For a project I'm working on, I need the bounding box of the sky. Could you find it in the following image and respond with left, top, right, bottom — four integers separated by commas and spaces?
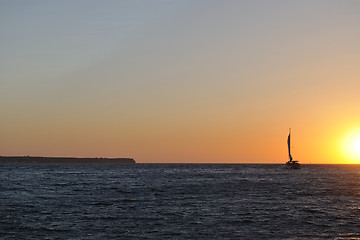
1, 0, 360, 163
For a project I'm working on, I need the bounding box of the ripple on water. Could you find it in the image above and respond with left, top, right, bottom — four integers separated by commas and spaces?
0, 164, 360, 239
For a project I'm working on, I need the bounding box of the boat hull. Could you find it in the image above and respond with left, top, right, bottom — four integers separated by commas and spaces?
284, 161, 300, 169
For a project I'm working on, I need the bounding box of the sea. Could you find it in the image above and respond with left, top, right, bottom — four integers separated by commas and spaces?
1, 164, 359, 239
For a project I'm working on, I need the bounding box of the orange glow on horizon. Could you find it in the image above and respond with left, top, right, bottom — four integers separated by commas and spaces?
340, 128, 360, 164
1, 1, 359, 164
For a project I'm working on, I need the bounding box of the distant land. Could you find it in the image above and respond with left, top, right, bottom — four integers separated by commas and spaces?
0, 156, 135, 164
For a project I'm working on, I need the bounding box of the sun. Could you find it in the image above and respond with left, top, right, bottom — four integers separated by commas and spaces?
340, 128, 360, 163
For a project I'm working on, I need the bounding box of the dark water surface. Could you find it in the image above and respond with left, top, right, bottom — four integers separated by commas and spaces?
1, 164, 360, 239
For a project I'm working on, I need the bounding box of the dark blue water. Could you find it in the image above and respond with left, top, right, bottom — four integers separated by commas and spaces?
1, 164, 360, 239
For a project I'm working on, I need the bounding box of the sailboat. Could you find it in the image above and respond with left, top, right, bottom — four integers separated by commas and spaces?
285, 128, 300, 169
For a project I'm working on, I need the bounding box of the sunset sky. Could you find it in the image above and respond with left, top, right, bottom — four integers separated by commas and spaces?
1, 0, 360, 163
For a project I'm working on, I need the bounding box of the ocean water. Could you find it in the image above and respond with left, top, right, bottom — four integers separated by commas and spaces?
0, 164, 359, 239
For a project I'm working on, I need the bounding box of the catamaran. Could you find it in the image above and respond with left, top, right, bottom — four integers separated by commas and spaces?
285, 128, 300, 169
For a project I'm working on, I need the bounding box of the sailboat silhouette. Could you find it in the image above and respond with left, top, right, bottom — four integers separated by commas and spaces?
285, 128, 300, 169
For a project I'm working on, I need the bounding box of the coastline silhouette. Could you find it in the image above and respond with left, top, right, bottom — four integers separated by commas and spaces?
0, 156, 135, 164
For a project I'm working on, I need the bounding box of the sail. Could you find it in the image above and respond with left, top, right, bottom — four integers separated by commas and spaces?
287, 133, 293, 161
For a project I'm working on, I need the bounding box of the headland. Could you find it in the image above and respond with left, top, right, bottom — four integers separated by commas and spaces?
0, 156, 135, 164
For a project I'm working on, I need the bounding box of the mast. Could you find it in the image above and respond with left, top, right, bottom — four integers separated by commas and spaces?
287, 128, 293, 161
